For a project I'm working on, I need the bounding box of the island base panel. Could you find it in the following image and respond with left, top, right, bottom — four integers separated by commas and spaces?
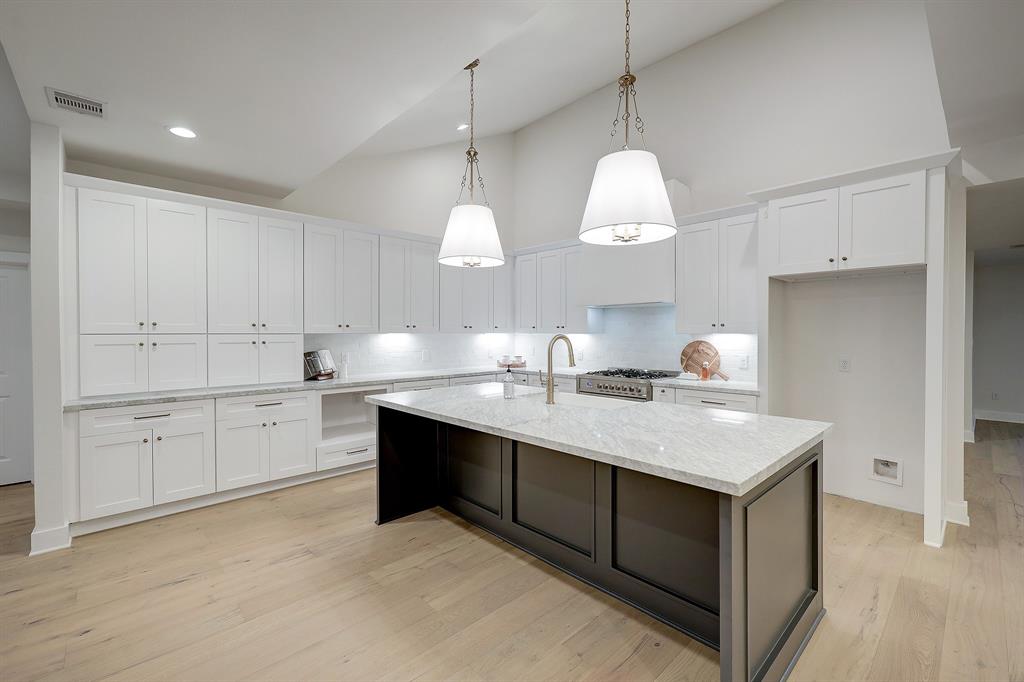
375, 408, 824, 682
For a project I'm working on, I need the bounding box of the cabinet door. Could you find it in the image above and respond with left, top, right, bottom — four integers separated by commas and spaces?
515, 254, 538, 331
258, 217, 303, 333
537, 250, 565, 331
407, 241, 439, 332
148, 335, 207, 392
147, 200, 207, 333
378, 236, 408, 332
718, 213, 758, 334
839, 170, 926, 270
462, 267, 491, 331
78, 188, 148, 334
152, 421, 215, 504
342, 231, 379, 332
303, 224, 344, 333
208, 334, 260, 387
80, 335, 149, 396
765, 188, 839, 276
562, 248, 589, 332
676, 220, 720, 334
438, 265, 463, 332
491, 263, 513, 332
207, 209, 259, 333
259, 334, 303, 384
216, 417, 269, 491
268, 414, 315, 480
79, 430, 153, 520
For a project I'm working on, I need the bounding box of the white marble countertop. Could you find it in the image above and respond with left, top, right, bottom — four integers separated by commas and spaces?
367, 384, 828, 496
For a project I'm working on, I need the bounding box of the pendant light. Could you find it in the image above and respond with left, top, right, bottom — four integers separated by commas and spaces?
579, 0, 676, 246
438, 59, 505, 268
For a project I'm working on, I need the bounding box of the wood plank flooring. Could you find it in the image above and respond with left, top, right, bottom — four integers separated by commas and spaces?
1, 421, 1021, 681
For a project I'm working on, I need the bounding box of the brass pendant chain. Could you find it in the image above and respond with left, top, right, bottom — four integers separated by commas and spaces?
608, 0, 646, 152
456, 59, 489, 208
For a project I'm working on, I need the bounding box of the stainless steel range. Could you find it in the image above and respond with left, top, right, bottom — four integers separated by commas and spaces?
577, 368, 678, 401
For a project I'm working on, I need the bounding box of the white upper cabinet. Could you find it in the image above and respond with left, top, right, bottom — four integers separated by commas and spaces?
440, 266, 494, 332
80, 335, 149, 396
207, 334, 260, 387
148, 335, 208, 392
303, 224, 344, 334
207, 209, 260, 333
78, 188, 148, 334
763, 169, 926, 277
379, 237, 438, 332
764, 188, 839, 277
562, 247, 589, 332
515, 254, 538, 331
537, 250, 565, 332
717, 213, 758, 333
258, 334, 303, 383
676, 213, 758, 334
147, 200, 207, 334
438, 265, 462, 333
838, 170, 925, 270
258, 217, 303, 334
676, 220, 720, 333
491, 263, 513, 332
341, 231, 379, 332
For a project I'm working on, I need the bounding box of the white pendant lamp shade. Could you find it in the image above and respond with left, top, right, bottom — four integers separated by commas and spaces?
438, 203, 505, 268
579, 149, 677, 245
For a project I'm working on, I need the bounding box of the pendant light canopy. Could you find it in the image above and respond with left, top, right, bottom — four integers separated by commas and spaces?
579, 0, 676, 246
438, 59, 505, 268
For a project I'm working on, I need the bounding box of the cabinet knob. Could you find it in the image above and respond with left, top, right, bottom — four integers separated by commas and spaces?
138, 342, 144, 347
138, 321, 144, 327
151, 322, 157, 327
711, 323, 716, 327
828, 257, 835, 263
251, 341, 256, 345
841, 256, 848, 262
142, 438, 149, 443
261, 323, 267, 328
262, 423, 267, 427
272, 421, 277, 426
406, 325, 410, 329
345, 324, 350, 328
338, 324, 343, 328
156, 436, 163, 441
720, 323, 726, 328
261, 340, 267, 345
252, 323, 257, 328
412, 325, 417, 329
152, 342, 157, 347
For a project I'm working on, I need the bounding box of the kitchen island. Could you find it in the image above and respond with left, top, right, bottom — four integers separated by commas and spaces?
366, 384, 831, 682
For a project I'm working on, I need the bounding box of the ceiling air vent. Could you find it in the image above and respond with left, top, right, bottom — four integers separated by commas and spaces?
45, 87, 105, 118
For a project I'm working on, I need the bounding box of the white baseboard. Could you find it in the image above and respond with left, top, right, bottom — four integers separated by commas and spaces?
945, 500, 970, 527
924, 518, 948, 548
963, 429, 975, 443
30, 523, 71, 556
974, 409, 1024, 425
71, 462, 373, 537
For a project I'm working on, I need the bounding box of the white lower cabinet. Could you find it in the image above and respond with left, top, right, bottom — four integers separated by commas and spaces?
527, 372, 575, 393
392, 378, 450, 392
216, 416, 269, 491
152, 421, 215, 504
653, 386, 675, 403
79, 430, 154, 520
268, 413, 315, 480
654, 387, 758, 413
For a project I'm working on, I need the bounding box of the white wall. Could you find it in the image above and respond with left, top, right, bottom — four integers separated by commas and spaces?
512, 0, 949, 248
776, 274, 927, 514
280, 134, 516, 247
972, 262, 1024, 421
0, 206, 29, 253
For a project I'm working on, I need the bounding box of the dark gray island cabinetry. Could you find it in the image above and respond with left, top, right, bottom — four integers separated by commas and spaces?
367, 385, 831, 682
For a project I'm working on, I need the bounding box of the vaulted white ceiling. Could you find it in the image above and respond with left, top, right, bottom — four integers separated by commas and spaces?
0, 0, 778, 198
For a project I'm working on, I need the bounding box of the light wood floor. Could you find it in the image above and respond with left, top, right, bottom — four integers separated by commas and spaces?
2, 421, 1021, 681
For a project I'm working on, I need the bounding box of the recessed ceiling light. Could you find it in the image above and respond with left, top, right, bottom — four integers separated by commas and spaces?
456, 123, 469, 131
168, 126, 197, 139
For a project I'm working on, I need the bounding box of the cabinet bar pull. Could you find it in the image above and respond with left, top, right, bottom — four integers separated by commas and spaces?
255, 401, 283, 407
134, 413, 170, 420
700, 399, 727, 406
347, 447, 369, 455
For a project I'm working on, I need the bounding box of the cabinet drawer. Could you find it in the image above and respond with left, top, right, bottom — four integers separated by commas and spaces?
510, 372, 530, 385
449, 374, 498, 386
675, 389, 757, 413
215, 391, 313, 421
317, 442, 376, 472
79, 399, 214, 437
653, 386, 675, 403
392, 378, 450, 392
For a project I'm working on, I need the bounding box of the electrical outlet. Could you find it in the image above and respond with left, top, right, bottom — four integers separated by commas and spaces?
739, 355, 749, 370
421, 349, 430, 363
576, 348, 585, 361
838, 357, 851, 373
992, 392, 999, 401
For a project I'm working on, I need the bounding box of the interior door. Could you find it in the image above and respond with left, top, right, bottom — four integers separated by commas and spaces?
537, 249, 565, 331
207, 209, 259, 333
79, 430, 154, 520
676, 220, 720, 334
407, 241, 439, 332
515, 254, 538, 331
152, 421, 215, 504
462, 267, 491, 331
718, 213, 758, 334
216, 417, 269, 491
148, 335, 208, 391
341, 231, 379, 332
147, 199, 207, 333
378, 236, 407, 332
268, 413, 315, 480
303, 224, 344, 333
0, 259, 32, 485
78, 188, 148, 334
258, 217, 303, 333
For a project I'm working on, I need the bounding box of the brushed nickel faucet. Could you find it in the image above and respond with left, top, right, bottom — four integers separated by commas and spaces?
546, 334, 576, 405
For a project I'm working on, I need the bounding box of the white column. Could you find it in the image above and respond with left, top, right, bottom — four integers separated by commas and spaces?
923, 166, 948, 547
944, 175, 968, 527
29, 122, 69, 555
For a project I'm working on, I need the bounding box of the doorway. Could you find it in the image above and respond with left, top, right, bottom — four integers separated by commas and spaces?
0, 252, 32, 485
